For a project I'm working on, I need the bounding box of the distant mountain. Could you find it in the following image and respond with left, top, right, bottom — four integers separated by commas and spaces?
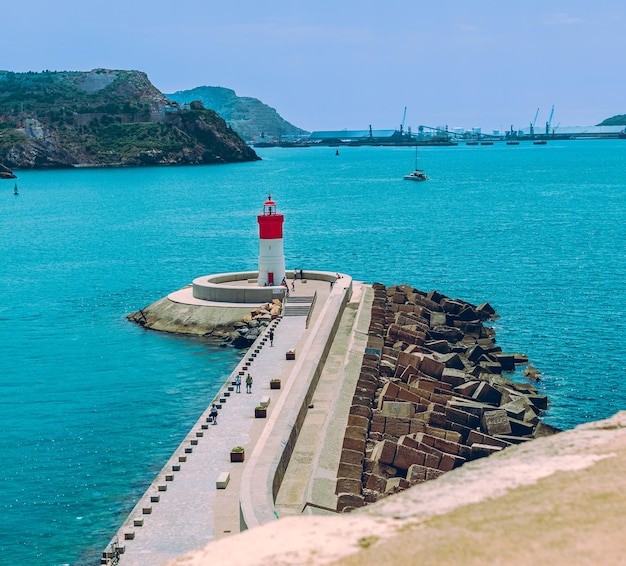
0, 69, 259, 170
597, 115, 626, 126
165, 86, 308, 141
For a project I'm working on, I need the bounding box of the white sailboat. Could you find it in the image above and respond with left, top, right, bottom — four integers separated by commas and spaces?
404, 145, 429, 181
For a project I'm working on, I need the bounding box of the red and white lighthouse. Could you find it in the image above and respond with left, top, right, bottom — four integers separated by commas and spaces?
257, 195, 285, 287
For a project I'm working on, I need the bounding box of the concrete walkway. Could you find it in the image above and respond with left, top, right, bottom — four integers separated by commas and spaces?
105, 275, 361, 565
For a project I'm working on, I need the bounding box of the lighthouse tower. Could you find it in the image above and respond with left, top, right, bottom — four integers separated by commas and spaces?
257, 195, 285, 287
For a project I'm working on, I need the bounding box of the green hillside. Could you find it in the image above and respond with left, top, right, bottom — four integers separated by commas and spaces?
0, 69, 259, 170
166, 86, 308, 141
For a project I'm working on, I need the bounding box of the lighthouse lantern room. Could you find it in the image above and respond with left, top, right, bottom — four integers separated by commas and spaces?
257, 195, 285, 287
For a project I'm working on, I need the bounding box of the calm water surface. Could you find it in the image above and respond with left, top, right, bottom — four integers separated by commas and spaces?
1, 140, 625, 564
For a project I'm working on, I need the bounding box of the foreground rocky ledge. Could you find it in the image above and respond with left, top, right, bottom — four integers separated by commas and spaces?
166, 411, 626, 565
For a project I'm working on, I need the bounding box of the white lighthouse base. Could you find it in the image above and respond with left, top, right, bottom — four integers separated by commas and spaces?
258, 238, 285, 287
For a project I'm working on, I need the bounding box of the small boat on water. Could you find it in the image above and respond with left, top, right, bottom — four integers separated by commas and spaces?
404, 145, 429, 181
534, 140, 547, 145
14, 183, 18, 195
404, 169, 429, 182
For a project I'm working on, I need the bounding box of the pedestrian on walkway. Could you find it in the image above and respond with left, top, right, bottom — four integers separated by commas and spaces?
269, 329, 274, 346
246, 373, 253, 393
291, 279, 295, 291
209, 403, 218, 425
235, 374, 241, 393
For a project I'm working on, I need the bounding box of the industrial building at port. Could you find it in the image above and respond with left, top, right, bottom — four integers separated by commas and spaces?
256, 106, 626, 147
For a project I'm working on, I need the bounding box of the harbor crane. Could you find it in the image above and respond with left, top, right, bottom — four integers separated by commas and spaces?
400, 106, 407, 136
530, 107, 539, 137
546, 105, 555, 136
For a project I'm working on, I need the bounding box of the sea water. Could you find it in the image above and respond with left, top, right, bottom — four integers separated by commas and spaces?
1, 140, 625, 565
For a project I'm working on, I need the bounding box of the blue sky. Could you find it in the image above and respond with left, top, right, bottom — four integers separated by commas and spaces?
3, 1, 624, 132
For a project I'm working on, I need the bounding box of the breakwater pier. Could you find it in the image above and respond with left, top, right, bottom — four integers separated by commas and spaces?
106, 272, 554, 565
105, 272, 367, 564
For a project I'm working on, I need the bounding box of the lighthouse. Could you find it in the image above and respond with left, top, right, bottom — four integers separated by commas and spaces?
257, 195, 285, 287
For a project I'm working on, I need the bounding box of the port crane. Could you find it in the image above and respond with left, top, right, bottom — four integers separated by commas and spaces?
400, 106, 407, 136
546, 105, 555, 135
530, 108, 539, 137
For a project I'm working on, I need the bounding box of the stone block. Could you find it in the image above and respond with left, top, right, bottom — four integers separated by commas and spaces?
364, 473, 388, 492
447, 399, 488, 419
466, 429, 512, 449
370, 439, 397, 465
406, 464, 427, 484
445, 421, 474, 443
397, 351, 424, 371
492, 352, 515, 371
337, 462, 363, 481
350, 404, 373, 419
427, 410, 448, 428
370, 413, 386, 434
396, 387, 425, 405
437, 352, 466, 370
341, 448, 365, 467
385, 477, 410, 493
419, 356, 445, 379
409, 418, 427, 434
438, 453, 458, 472
424, 451, 441, 469
454, 380, 481, 397
369, 461, 398, 478
445, 406, 480, 428
381, 401, 415, 419
426, 468, 445, 481
384, 417, 411, 437
393, 444, 426, 470
336, 493, 364, 512
431, 392, 453, 406
527, 393, 549, 411
344, 425, 368, 442
347, 414, 370, 429
432, 435, 463, 456
509, 417, 535, 436
468, 344, 489, 362
429, 311, 447, 327
481, 409, 512, 436
500, 399, 527, 420
441, 368, 469, 387
470, 443, 504, 459
343, 435, 366, 453
398, 434, 419, 450
379, 381, 401, 404
472, 381, 503, 405
336, 477, 362, 495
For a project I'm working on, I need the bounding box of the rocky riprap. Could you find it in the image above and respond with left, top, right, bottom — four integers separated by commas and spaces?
214, 300, 282, 348
335, 283, 559, 512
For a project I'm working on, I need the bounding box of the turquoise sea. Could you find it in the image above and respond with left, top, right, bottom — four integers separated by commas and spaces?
1, 141, 625, 565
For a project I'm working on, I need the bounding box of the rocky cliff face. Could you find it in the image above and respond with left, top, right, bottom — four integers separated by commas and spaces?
0, 70, 259, 170
165, 86, 308, 142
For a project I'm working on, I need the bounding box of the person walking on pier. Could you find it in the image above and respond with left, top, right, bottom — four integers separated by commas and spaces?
209, 404, 218, 425
235, 374, 241, 393
269, 329, 274, 347
246, 373, 253, 393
